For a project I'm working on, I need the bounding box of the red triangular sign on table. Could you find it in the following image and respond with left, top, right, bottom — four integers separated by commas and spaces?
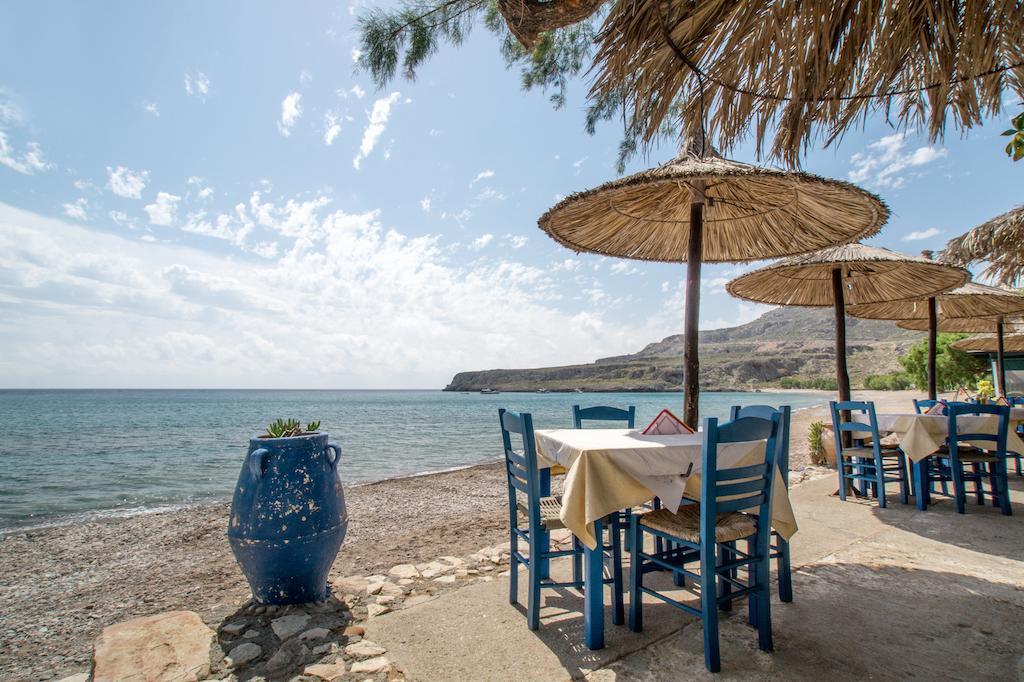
642, 408, 695, 435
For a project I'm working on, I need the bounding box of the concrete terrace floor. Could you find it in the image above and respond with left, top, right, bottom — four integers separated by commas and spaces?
366, 474, 1024, 681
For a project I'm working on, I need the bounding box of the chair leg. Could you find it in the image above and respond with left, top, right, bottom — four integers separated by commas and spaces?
972, 463, 985, 506
572, 536, 583, 588
874, 454, 886, 508
700, 541, 721, 673
775, 533, 793, 603
527, 534, 541, 630
609, 515, 625, 626
897, 455, 910, 506
622, 509, 632, 552
717, 541, 732, 612
950, 461, 967, 514
997, 460, 1012, 516
509, 527, 519, 605
746, 537, 757, 627
755, 542, 773, 652
628, 517, 643, 633
837, 458, 848, 501
672, 540, 686, 587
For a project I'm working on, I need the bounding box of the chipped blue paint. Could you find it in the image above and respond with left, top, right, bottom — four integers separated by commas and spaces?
228, 432, 348, 604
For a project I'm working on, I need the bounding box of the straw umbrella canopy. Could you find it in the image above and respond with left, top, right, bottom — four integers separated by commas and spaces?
897, 313, 1024, 396
848, 283, 1024, 398
538, 141, 888, 426
951, 333, 1024, 354
726, 244, 969, 403
940, 205, 1024, 287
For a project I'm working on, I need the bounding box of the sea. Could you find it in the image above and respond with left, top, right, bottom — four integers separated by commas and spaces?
0, 389, 825, 531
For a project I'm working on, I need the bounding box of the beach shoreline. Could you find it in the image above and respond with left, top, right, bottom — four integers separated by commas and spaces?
0, 390, 922, 680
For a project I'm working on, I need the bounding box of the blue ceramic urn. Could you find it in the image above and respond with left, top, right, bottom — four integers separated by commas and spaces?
228, 432, 348, 605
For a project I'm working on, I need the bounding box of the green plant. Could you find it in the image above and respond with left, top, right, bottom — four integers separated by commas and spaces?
898, 333, 987, 392
807, 421, 827, 465
262, 419, 322, 438
779, 376, 839, 391
862, 372, 913, 391
1003, 110, 1024, 161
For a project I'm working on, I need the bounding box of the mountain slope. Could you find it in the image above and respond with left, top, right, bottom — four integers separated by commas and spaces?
444, 307, 920, 392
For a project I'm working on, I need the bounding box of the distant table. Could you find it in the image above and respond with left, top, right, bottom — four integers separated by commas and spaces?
876, 410, 1024, 510
533, 428, 797, 650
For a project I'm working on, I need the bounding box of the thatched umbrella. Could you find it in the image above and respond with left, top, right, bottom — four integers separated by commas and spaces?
726, 244, 969, 403
848, 283, 1024, 399
538, 140, 887, 426
951, 333, 1024, 355
940, 205, 1024, 287
897, 314, 1024, 397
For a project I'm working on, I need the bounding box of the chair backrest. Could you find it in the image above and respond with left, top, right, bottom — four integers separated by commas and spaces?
730, 404, 792, 487
946, 402, 1010, 460
700, 413, 781, 549
913, 399, 939, 414
498, 409, 543, 530
829, 400, 883, 459
572, 404, 636, 429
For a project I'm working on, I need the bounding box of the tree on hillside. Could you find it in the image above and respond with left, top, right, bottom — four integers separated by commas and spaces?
899, 333, 987, 392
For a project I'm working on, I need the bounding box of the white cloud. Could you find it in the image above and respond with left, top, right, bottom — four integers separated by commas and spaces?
470, 234, 493, 250
143, 101, 159, 116
903, 227, 941, 242
419, 197, 431, 213
351, 47, 363, 64
0, 133, 48, 175
610, 261, 639, 275
183, 71, 210, 100
469, 169, 494, 187
554, 259, 580, 272
476, 186, 506, 202
106, 165, 149, 199
506, 234, 527, 249
353, 92, 401, 170
278, 92, 303, 137
187, 176, 214, 200
428, 128, 441, 137
300, 70, 313, 85
63, 198, 88, 220
324, 112, 342, 145
144, 192, 181, 226
109, 210, 137, 229
349, 85, 366, 99
848, 133, 948, 189
573, 156, 588, 174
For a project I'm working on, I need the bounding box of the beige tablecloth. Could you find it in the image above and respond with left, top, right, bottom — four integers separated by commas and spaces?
534, 428, 797, 549
875, 411, 1024, 462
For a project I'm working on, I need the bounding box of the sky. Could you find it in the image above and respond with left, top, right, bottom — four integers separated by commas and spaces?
0, 2, 1021, 389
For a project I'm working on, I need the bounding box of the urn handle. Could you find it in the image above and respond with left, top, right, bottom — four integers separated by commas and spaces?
248, 448, 270, 481
326, 443, 342, 470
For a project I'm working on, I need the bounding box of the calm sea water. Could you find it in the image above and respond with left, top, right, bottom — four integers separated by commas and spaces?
0, 390, 825, 530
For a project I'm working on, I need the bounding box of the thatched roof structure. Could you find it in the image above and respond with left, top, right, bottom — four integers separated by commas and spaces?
940, 205, 1024, 287
588, 0, 1024, 166
726, 244, 969, 307
951, 334, 1024, 354
847, 282, 1024, 322
538, 147, 887, 263
897, 316, 1024, 334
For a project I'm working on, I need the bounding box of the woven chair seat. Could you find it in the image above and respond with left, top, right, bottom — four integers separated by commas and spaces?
840, 446, 904, 459
639, 507, 757, 544
952, 451, 999, 464
517, 496, 566, 530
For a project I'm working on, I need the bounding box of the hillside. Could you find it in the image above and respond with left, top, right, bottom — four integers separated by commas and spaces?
444, 307, 921, 392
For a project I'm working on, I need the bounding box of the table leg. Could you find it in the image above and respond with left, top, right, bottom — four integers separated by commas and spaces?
584, 517, 605, 650
912, 459, 928, 511
539, 468, 551, 581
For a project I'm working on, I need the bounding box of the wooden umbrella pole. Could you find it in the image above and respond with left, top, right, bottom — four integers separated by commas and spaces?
927, 297, 938, 400
682, 182, 705, 428
831, 267, 852, 403
996, 317, 1006, 396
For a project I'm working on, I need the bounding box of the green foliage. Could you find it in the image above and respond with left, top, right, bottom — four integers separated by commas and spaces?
898, 333, 987, 392
862, 372, 913, 391
263, 419, 322, 438
779, 376, 839, 391
807, 421, 827, 465
1003, 110, 1024, 161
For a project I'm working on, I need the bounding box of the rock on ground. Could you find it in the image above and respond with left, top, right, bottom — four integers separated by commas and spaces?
225, 642, 262, 668
91, 611, 215, 682
270, 613, 311, 640
350, 656, 391, 674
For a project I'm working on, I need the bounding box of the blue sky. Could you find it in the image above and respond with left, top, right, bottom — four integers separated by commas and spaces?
1, 1, 1021, 388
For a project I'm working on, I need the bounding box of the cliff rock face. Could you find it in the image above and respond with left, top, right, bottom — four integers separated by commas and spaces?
444, 307, 918, 392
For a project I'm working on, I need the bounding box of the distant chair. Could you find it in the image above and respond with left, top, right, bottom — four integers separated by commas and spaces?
572, 404, 636, 429
913, 399, 940, 414
931, 403, 1012, 515
628, 412, 782, 673
830, 401, 910, 507
730, 404, 793, 603
498, 408, 624, 630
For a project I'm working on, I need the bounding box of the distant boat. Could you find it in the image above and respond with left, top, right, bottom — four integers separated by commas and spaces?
480, 388, 499, 394
536, 388, 549, 393
573, 388, 584, 393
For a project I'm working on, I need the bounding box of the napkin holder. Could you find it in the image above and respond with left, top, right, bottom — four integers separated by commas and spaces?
643, 408, 695, 435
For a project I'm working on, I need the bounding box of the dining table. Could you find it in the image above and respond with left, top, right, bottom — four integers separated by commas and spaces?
875, 408, 1024, 510
533, 427, 798, 650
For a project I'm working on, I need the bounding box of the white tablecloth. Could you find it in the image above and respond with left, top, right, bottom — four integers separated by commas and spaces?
875, 411, 1024, 462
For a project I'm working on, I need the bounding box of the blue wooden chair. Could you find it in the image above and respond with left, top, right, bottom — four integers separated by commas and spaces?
730, 404, 792, 603
628, 412, 781, 673
930, 403, 1012, 515
913, 399, 939, 414
498, 408, 625, 629
1006, 397, 1024, 475
830, 401, 910, 507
